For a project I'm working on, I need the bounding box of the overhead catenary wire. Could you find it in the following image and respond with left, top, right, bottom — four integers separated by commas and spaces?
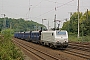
1, 0, 90, 21
32, 0, 44, 9
28, 0, 75, 25
1, 0, 74, 21
26, 0, 44, 13
25, 0, 44, 20
43, 0, 61, 4
2, 9, 25, 18
57, 0, 74, 8
35, 0, 74, 18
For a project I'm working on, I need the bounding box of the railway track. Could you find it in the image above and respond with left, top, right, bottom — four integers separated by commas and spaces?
69, 42, 90, 47
68, 42, 90, 52
64, 42, 90, 60
13, 38, 89, 60
13, 39, 60, 60
63, 48, 90, 60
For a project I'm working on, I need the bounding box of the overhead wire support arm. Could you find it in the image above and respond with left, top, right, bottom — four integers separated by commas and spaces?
54, 20, 61, 30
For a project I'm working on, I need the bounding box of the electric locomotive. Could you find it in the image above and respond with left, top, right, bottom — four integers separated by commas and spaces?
14, 29, 68, 49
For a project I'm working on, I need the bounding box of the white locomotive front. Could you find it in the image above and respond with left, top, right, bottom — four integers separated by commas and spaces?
41, 30, 68, 49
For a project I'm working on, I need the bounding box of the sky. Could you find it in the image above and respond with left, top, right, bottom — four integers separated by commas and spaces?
0, 0, 90, 28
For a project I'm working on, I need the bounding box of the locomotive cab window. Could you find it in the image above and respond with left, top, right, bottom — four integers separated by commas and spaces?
56, 31, 66, 35
52, 33, 53, 36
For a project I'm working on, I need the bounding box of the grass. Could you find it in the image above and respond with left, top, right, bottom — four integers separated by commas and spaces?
68, 32, 90, 42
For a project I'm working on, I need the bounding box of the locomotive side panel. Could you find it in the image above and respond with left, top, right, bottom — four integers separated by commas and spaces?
41, 31, 55, 46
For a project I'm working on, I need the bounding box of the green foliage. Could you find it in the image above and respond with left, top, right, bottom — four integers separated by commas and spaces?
61, 21, 70, 32
62, 12, 82, 33
0, 18, 46, 32
0, 29, 24, 60
62, 10, 90, 42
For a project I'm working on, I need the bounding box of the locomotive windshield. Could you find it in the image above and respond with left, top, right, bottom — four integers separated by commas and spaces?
56, 31, 66, 35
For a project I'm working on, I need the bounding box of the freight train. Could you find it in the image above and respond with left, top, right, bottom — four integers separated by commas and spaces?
14, 29, 68, 49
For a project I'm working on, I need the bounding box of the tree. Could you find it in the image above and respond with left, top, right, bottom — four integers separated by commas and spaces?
62, 10, 90, 36
0, 18, 46, 32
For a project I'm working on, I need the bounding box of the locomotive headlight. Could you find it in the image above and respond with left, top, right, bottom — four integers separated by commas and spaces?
56, 41, 59, 44
55, 39, 58, 42
57, 41, 59, 42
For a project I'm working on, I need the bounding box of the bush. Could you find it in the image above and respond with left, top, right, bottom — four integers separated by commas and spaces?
82, 36, 90, 42
0, 29, 24, 60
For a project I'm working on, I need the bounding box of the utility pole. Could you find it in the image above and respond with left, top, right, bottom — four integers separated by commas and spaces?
10, 22, 11, 29
70, 12, 72, 19
36, 23, 37, 31
65, 18, 69, 32
86, 9, 88, 21
29, 0, 32, 20
42, 19, 47, 25
54, 14, 56, 29
48, 20, 49, 30
1, 14, 6, 30
78, 0, 80, 38
54, 2, 56, 29
68, 12, 73, 32
42, 19, 47, 30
